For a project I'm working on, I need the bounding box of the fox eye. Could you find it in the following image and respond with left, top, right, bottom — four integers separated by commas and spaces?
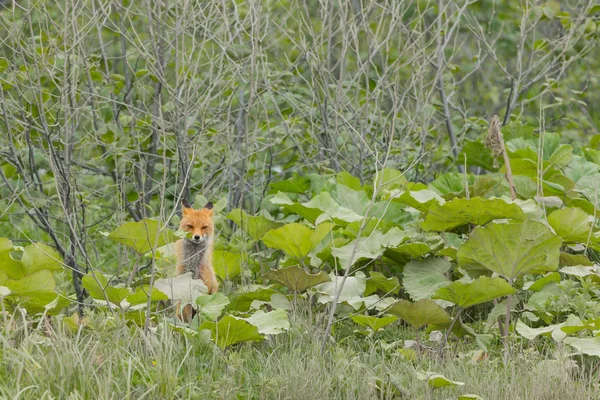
201, 225, 208, 230
186, 224, 193, 229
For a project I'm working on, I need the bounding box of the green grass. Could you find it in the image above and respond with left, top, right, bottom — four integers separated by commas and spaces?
1, 312, 598, 400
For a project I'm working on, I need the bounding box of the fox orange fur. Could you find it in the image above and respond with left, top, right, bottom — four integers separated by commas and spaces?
175, 200, 219, 294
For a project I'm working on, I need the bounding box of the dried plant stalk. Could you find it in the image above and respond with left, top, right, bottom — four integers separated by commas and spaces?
486, 115, 517, 201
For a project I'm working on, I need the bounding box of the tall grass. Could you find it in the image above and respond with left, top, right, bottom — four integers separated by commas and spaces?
0, 312, 597, 399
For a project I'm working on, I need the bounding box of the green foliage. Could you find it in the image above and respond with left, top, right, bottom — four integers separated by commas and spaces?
416, 372, 465, 388
213, 250, 242, 280
199, 316, 264, 350
547, 207, 591, 243
350, 314, 398, 331
264, 266, 330, 293
433, 276, 515, 309
227, 209, 282, 242
196, 292, 230, 321
262, 222, 333, 262
457, 221, 562, 280
402, 258, 451, 301
421, 197, 526, 232
107, 219, 178, 255
388, 299, 451, 330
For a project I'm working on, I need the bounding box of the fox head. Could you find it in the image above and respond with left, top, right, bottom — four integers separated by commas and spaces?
180, 200, 214, 244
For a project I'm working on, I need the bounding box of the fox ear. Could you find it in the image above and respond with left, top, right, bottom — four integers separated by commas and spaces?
204, 202, 214, 210
181, 199, 192, 214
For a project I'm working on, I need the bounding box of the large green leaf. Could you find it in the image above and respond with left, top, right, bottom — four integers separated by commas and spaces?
335, 184, 369, 215
262, 222, 333, 261
21, 243, 63, 275
125, 285, 169, 306
351, 314, 398, 331
564, 337, 600, 357
5, 270, 55, 296
457, 221, 561, 280
0, 241, 63, 279
0, 243, 25, 279
270, 192, 322, 223
264, 266, 330, 293
268, 174, 311, 194
107, 219, 178, 254
421, 197, 526, 232
213, 250, 242, 280
364, 271, 400, 296
152, 273, 207, 307
416, 372, 465, 389
242, 309, 290, 335
388, 299, 451, 330
227, 209, 282, 241
82, 271, 129, 306
375, 168, 407, 192
397, 190, 445, 212
458, 140, 498, 171
196, 292, 230, 321
227, 288, 278, 312
433, 276, 515, 308
333, 228, 409, 267
402, 258, 451, 301
547, 207, 591, 243
429, 173, 473, 197
199, 316, 264, 350
302, 192, 363, 224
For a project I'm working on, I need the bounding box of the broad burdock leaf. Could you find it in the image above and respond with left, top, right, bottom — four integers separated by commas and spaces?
195, 292, 230, 321
458, 140, 498, 171
269, 173, 311, 194
264, 266, 331, 293
199, 316, 264, 350
315, 272, 367, 303
402, 258, 451, 301
388, 299, 451, 330
333, 228, 409, 267
227, 209, 282, 241
375, 168, 407, 192
560, 265, 600, 283
126, 285, 169, 306
227, 288, 278, 312
335, 183, 369, 215
429, 173, 473, 197
364, 271, 400, 296
107, 219, 178, 254
547, 207, 592, 243
433, 276, 515, 308
421, 197, 526, 232
213, 250, 242, 280
457, 221, 561, 280
241, 309, 290, 335
523, 272, 561, 292
0, 240, 63, 279
416, 372, 465, 389
351, 314, 398, 331
153, 273, 207, 307
262, 222, 333, 261
5, 270, 55, 296
301, 192, 363, 224
82, 271, 129, 306
517, 315, 587, 342
564, 337, 600, 357
270, 192, 322, 223
397, 190, 445, 212
458, 395, 485, 400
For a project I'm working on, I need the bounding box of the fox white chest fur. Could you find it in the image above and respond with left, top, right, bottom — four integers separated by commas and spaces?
180, 238, 211, 278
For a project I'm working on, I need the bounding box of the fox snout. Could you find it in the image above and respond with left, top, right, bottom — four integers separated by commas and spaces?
189, 234, 207, 243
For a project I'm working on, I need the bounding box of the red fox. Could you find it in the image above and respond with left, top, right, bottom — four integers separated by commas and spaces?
175, 200, 219, 294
